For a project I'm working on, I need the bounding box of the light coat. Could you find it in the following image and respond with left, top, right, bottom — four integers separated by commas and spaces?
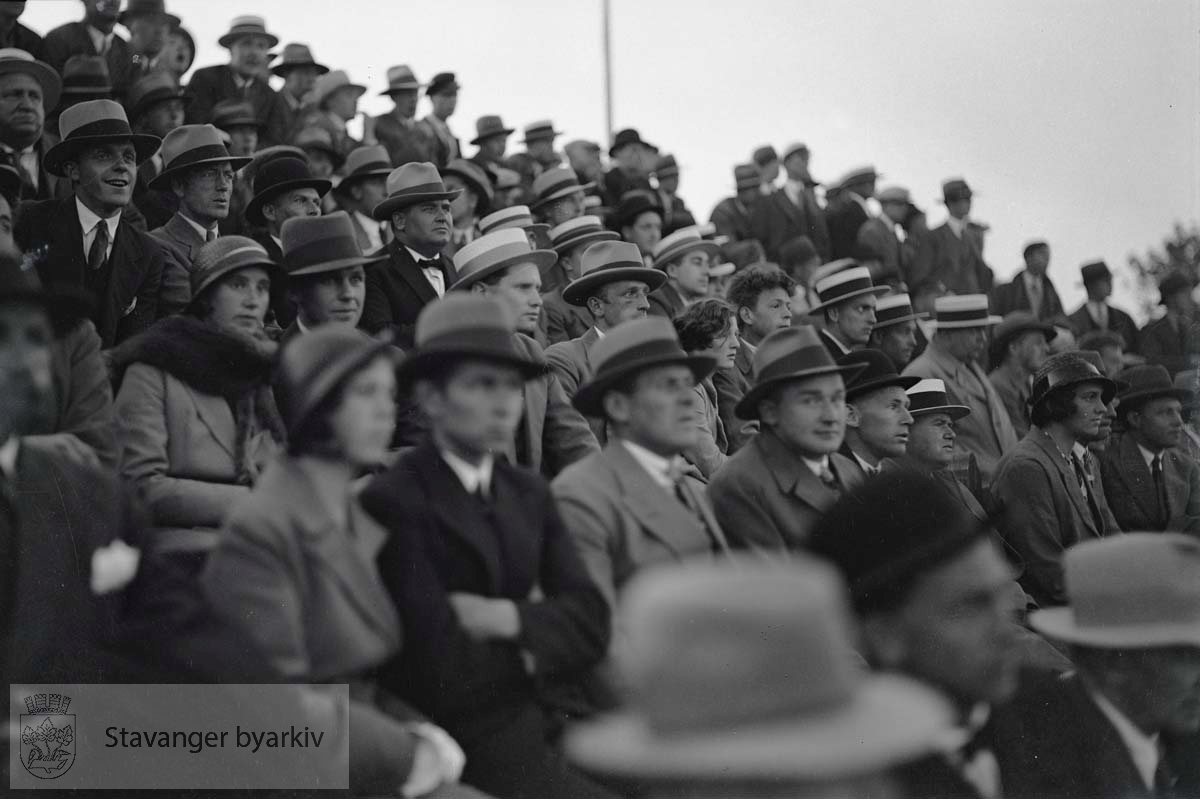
150, 212, 210, 316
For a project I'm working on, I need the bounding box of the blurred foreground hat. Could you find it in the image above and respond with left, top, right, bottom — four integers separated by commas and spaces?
281, 211, 386, 277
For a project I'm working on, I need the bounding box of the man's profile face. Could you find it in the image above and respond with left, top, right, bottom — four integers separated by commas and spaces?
847, 385, 913, 459
830, 294, 877, 346
396, 200, 452, 249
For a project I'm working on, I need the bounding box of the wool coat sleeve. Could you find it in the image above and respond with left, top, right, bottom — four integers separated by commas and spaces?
114, 363, 250, 529
544, 343, 583, 398
991, 456, 1071, 606
149, 230, 194, 317
683, 384, 726, 479
708, 465, 789, 553
360, 260, 394, 334
539, 370, 600, 475
45, 319, 117, 469
550, 476, 622, 615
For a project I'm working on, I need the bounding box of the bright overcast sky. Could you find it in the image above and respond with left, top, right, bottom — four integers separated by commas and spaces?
23, 0, 1200, 317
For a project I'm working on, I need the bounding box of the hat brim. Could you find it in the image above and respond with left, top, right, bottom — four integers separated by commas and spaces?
379, 83, 426, 96
186, 259, 277, 313
553, 230, 619, 256
573, 354, 718, 418
910, 404, 972, 421
1117, 387, 1195, 410
931, 316, 1004, 329
245, 177, 333, 227
563, 267, 666, 307
651, 240, 721, 270
333, 167, 393, 193
448, 249, 558, 293
396, 344, 545, 388
805, 285, 891, 315
521, 130, 564, 144
735, 362, 868, 421
567, 674, 951, 784
1030, 607, 1200, 649
531, 181, 596, 211
148, 154, 253, 191
43, 131, 161, 178
609, 139, 654, 158
872, 311, 930, 329
846, 374, 922, 401
371, 188, 462, 222
271, 61, 330, 77
469, 128, 516, 145
129, 90, 192, 122
219, 31, 280, 49
286, 252, 387, 277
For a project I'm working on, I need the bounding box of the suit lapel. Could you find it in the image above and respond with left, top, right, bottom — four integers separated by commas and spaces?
1117, 434, 1161, 523
166, 212, 205, 258
389, 241, 439, 305
774, 189, 804, 228
1062, 675, 1153, 798
602, 443, 711, 557
419, 444, 504, 593
181, 382, 238, 460
757, 430, 837, 511
1030, 433, 1097, 534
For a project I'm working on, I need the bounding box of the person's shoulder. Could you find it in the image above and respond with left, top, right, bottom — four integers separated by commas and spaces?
709, 437, 765, 487
552, 447, 613, 492
189, 64, 227, 80
44, 20, 84, 40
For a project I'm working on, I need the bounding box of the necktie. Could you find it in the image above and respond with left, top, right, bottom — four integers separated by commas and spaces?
205, 228, 217, 243
88, 220, 109, 271
1152, 454, 1169, 528
1028, 279, 1043, 317
819, 464, 840, 493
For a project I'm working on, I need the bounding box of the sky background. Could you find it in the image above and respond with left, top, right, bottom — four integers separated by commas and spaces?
22, 0, 1200, 319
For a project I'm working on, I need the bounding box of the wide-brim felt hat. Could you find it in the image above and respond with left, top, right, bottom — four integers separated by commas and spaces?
245, 156, 332, 227
211, 100, 262, 131
529, 166, 594, 211
44, 99, 160, 177
372, 161, 461, 221
441, 159, 494, 216
563, 240, 666, 307
59, 55, 112, 97
448, 228, 557, 292
148, 124, 251, 191
573, 317, 717, 418
735, 327, 867, 420
608, 127, 654, 158
187, 236, 276, 311
378, 64, 425, 95
281, 211, 386, 277
271, 43, 329, 77
986, 311, 1057, 369
839, 349, 920, 401
124, 72, 190, 122
218, 16, 280, 49
1114, 364, 1194, 410
333, 145, 392, 193
470, 115, 515, 145
611, 190, 664, 230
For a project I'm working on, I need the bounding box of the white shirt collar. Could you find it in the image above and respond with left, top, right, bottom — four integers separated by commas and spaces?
406, 245, 439, 264
295, 316, 311, 335
232, 73, 255, 90
270, 234, 283, 250
592, 326, 605, 340
178, 211, 217, 241
76, 196, 120, 239
620, 438, 681, 491
852, 450, 879, 475
441, 450, 494, 497
800, 454, 831, 479
1136, 442, 1163, 470
86, 24, 114, 54
1088, 688, 1159, 789
0, 436, 17, 478
946, 216, 968, 238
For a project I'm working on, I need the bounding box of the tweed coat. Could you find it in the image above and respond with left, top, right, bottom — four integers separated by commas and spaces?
750, 187, 831, 262
1098, 432, 1200, 533
545, 326, 608, 443
149, 211, 210, 316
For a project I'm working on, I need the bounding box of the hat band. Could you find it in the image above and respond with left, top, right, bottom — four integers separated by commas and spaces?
163, 144, 238, 173
936, 307, 991, 324
386, 181, 449, 200
482, 216, 534, 234
285, 236, 367, 271
63, 117, 135, 141
536, 176, 583, 201
908, 394, 954, 412
346, 161, 391, 179
816, 276, 874, 304
555, 226, 608, 248
581, 260, 647, 278
593, 338, 691, 380
654, 238, 709, 266
876, 305, 916, 323
754, 345, 839, 385
1039, 364, 1104, 394
458, 241, 541, 279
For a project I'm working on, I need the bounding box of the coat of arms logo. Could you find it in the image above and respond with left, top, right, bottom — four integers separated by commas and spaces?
19, 693, 75, 778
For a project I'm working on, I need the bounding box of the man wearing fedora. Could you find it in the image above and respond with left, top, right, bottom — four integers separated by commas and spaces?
1098, 364, 1200, 533
332, 144, 392, 252
808, 470, 1029, 799
647, 226, 720, 319
824, 165, 879, 261
370, 65, 439, 169
566, 558, 956, 799
291, 69, 366, 162
441, 158, 493, 258
185, 16, 288, 148
1008, 534, 1200, 798
613, 189, 663, 269
868, 292, 929, 370
278, 212, 385, 342
359, 161, 460, 348
211, 99, 262, 158
43, 0, 137, 99
709, 163, 762, 244
468, 114, 514, 182
0, 48, 64, 202
903, 294, 1018, 487
16, 99, 164, 349
604, 128, 654, 204
836, 349, 918, 479
447, 229, 598, 476
147, 124, 251, 315
857, 185, 912, 279
414, 72, 460, 167
125, 70, 187, 145
910, 178, 995, 295
540, 215, 617, 346
530, 164, 591, 230
708, 326, 865, 552
751, 142, 831, 263
987, 311, 1056, 440
46, 54, 114, 139
271, 43, 327, 134
991, 352, 1121, 607
360, 293, 616, 799
551, 317, 729, 621
807, 262, 890, 358
516, 119, 564, 174
652, 154, 696, 236
1140, 271, 1198, 375
990, 240, 1065, 320
1068, 260, 1141, 354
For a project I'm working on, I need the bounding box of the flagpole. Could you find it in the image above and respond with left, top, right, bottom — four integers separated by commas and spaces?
602, 0, 614, 146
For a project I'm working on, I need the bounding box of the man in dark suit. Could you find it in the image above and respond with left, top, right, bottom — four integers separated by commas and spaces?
836, 349, 918, 478
1099, 364, 1200, 533
1140, 271, 1198, 375
185, 16, 289, 147
709, 326, 865, 552
708, 163, 761, 243
361, 294, 615, 799
42, 0, 138, 98
1068, 260, 1141, 354
824, 165, 878, 260
360, 161, 459, 348
331, 144, 392, 253
16, 99, 164, 348
991, 240, 1065, 320
0, 2, 42, 59
751, 142, 831, 262
909, 178, 994, 295
857, 185, 912, 280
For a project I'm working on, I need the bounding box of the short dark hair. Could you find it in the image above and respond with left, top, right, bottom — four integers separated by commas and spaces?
1030, 386, 1082, 427
1077, 329, 1125, 353
1022, 240, 1049, 261
777, 236, 818, 272
674, 298, 734, 352
726, 265, 795, 314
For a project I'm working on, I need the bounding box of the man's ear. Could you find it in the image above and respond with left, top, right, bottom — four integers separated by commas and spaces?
737, 305, 755, 327
602, 391, 630, 426
470, 282, 488, 296
844, 402, 861, 428
261, 202, 277, 224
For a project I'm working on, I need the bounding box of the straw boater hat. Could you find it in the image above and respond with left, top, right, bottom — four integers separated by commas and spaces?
805, 264, 890, 315
148, 124, 251, 191
441, 158, 494, 215
271, 43, 328, 77
549, 215, 618, 257
872, 293, 928, 329
396, 294, 544, 388
1031, 533, 1200, 649
1028, 351, 1117, 411
477, 205, 550, 239
124, 71, 189, 122
244, 156, 332, 227
651, 227, 720, 270
562, 240, 665, 307
0, 49, 62, 114
838, 349, 920, 402
333, 145, 392, 195
44, 99, 159, 177
470, 115, 514, 145
187, 236, 275, 312
280, 211, 386, 277
905, 379, 971, 420
566, 557, 953, 784
529, 166, 594, 212
378, 64, 424, 95
371, 162, 460, 222
218, 15, 279, 49
735, 326, 866, 420
930, 294, 1002, 329
521, 119, 562, 144
573, 317, 716, 418
448, 229, 557, 293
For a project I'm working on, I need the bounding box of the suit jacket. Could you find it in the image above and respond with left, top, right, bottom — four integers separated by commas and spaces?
988, 367, 1033, 440
750, 188, 832, 262
990, 270, 1065, 320
825, 197, 869, 260
909, 222, 994, 295
0, 21, 43, 60
1098, 432, 1200, 533
658, 191, 696, 235
904, 344, 1018, 486
540, 286, 591, 346
186, 64, 289, 147
15, 196, 164, 348
711, 341, 758, 453
372, 113, 440, 167
551, 441, 729, 617
819, 327, 853, 359
1140, 314, 1198, 375
708, 196, 756, 242
510, 333, 599, 477
991, 429, 1119, 607
708, 427, 862, 552
149, 212, 209, 316
647, 280, 687, 319
545, 326, 607, 443
856, 215, 906, 278
42, 21, 135, 98
360, 239, 456, 347
684, 378, 727, 478
1067, 302, 1141, 354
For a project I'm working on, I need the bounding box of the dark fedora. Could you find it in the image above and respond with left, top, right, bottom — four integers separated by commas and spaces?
1080, 260, 1112, 286
550, 215, 618, 258
119, 0, 179, 26
217, 15, 279, 49
941, 178, 973, 203
211, 99, 261, 131
838, 349, 920, 402
530, 166, 594, 212
609, 127, 654, 158
275, 327, 398, 437
805, 264, 890, 315
396, 294, 544, 388
611, 189, 663, 230
426, 72, 460, 97
986, 311, 1057, 370
0, 250, 91, 333
521, 119, 562, 144
271, 43, 328, 77
45, 99, 160, 177
245, 157, 332, 227
281, 211, 386, 277
371, 161, 461, 221
149, 124, 251, 191
751, 145, 778, 166
448, 229, 557, 292
872, 293, 928, 330
1029, 351, 1117, 410
1114, 364, 1193, 414
124, 71, 189, 122
292, 126, 344, 169
59, 55, 111, 99
1158, 271, 1194, 304
735, 326, 866, 421
905, 378, 971, 420
378, 64, 424, 95
188, 236, 275, 311
733, 163, 761, 191
0, 48, 62, 112
333, 145, 392, 194
470, 114, 514, 145
563, 240, 665, 307
573, 317, 716, 418
441, 158, 494, 215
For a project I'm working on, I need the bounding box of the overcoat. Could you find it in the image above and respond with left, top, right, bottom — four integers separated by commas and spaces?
149, 211, 209, 316
360, 239, 456, 348
1098, 432, 1200, 533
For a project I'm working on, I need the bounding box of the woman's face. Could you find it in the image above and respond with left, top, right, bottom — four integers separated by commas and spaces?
206, 265, 270, 335
328, 356, 396, 468
703, 316, 740, 370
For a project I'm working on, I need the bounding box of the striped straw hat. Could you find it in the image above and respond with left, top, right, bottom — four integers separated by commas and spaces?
931, 295, 1002, 329
550, 215, 618, 256
805, 263, 890, 314
478, 205, 551, 238
651, 226, 720, 270
449, 228, 557, 292
530, 165, 594, 211
872, 293, 928, 329
905, 378, 970, 419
